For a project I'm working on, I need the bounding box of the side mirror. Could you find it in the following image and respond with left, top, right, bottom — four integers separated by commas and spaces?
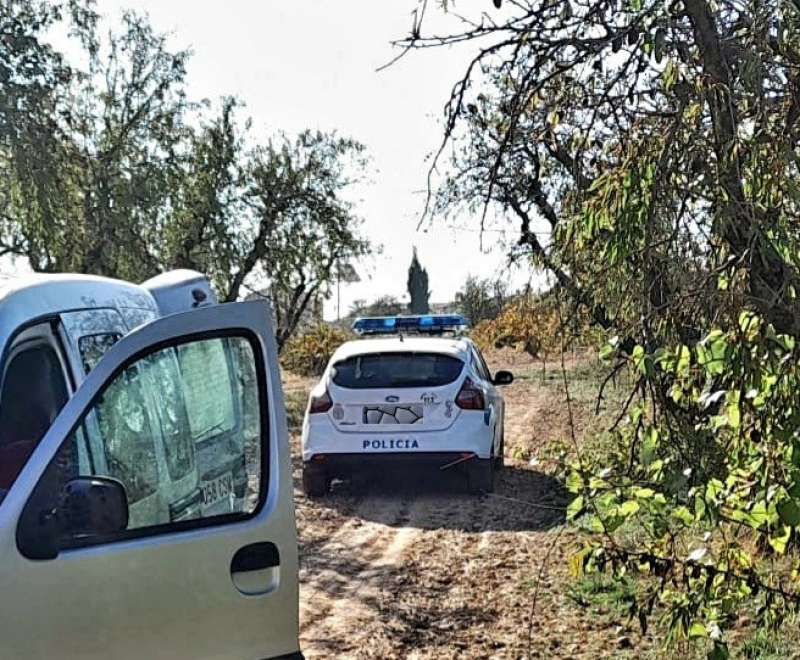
492, 370, 514, 386
17, 476, 129, 561
59, 476, 129, 541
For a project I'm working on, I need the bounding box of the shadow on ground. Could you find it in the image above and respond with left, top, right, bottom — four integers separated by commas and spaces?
300, 463, 568, 533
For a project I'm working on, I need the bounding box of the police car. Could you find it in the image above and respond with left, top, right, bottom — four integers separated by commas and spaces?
301, 314, 513, 496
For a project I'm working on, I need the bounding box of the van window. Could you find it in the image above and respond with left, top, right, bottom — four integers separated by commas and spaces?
177, 340, 236, 442
79, 333, 195, 485
78, 333, 123, 373
0, 343, 69, 495
149, 352, 194, 482
56, 335, 263, 538
332, 352, 464, 389
95, 360, 160, 507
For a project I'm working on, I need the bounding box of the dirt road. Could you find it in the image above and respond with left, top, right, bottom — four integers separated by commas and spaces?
296, 468, 569, 659
290, 352, 648, 659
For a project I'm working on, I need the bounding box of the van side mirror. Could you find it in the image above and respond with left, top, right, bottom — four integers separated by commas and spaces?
18, 476, 129, 560
492, 370, 514, 386
59, 476, 129, 540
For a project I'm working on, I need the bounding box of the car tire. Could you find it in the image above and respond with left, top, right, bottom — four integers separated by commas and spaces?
302, 466, 328, 497
468, 457, 494, 495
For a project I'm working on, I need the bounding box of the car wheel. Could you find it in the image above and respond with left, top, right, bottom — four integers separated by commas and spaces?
468, 457, 494, 494
302, 465, 328, 497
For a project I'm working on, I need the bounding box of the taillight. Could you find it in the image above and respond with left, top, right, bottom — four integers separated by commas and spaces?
309, 390, 333, 414
455, 377, 485, 410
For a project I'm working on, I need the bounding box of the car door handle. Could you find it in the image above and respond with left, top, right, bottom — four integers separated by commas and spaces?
231, 542, 280, 573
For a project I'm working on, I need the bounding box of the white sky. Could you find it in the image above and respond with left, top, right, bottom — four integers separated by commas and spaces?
71, 1, 542, 318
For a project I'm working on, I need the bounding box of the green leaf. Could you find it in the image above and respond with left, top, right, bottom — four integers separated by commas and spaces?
640, 427, 659, 465
769, 525, 791, 555
676, 345, 690, 373
726, 401, 741, 430
738, 311, 760, 339
588, 476, 608, 490
706, 479, 724, 502
673, 506, 694, 526
694, 495, 707, 521
632, 345, 645, 373
774, 333, 796, 353
566, 471, 583, 494
619, 500, 640, 517
567, 496, 584, 520
688, 622, 707, 639
747, 501, 770, 529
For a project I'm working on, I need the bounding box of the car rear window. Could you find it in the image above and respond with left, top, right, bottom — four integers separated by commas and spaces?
332, 352, 464, 389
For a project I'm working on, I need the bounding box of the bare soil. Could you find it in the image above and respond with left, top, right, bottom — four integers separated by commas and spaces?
290, 350, 653, 659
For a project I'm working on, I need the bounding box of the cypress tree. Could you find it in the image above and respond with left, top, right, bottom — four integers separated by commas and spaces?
406, 248, 430, 314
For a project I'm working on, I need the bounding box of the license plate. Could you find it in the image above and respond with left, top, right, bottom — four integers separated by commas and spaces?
201, 472, 234, 510
362, 404, 423, 425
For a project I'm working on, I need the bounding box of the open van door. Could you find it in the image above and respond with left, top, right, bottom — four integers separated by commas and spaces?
0, 301, 301, 660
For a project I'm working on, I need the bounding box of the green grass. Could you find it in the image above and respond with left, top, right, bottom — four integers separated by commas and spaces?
738, 629, 796, 660
566, 574, 637, 620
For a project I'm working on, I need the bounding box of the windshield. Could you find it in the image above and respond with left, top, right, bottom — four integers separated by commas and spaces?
332, 352, 464, 389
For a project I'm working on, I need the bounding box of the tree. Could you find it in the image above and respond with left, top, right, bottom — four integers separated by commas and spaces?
349, 295, 405, 318
398, 0, 800, 651
455, 275, 507, 325
406, 248, 430, 314
402, 0, 800, 342
231, 131, 371, 349
0, 8, 372, 350
0, 0, 98, 263
1, 7, 190, 281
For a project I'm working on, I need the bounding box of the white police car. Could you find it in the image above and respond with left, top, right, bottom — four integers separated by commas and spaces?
301, 315, 513, 496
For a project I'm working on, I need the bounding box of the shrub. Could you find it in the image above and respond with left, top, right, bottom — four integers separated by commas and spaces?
281, 324, 351, 377
455, 275, 507, 325
471, 296, 588, 358
284, 390, 310, 430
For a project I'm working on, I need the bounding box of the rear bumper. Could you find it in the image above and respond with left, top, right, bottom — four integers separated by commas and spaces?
302, 410, 494, 461
303, 451, 478, 477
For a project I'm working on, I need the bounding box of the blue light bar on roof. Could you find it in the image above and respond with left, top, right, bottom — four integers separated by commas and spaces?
352, 314, 468, 336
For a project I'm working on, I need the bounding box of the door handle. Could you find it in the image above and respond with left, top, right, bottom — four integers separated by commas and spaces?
231, 542, 280, 573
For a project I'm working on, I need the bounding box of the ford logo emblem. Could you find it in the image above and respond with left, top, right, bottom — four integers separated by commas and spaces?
385, 395, 400, 403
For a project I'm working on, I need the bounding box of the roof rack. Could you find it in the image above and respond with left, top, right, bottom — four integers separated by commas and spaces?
352, 314, 469, 337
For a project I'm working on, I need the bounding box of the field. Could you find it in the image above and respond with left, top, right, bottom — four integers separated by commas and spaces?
284, 351, 796, 659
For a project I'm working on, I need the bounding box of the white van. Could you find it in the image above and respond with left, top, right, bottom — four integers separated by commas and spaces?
0, 270, 302, 660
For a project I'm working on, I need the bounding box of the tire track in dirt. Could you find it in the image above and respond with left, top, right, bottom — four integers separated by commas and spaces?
300, 493, 423, 658
299, 486, 502, 658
